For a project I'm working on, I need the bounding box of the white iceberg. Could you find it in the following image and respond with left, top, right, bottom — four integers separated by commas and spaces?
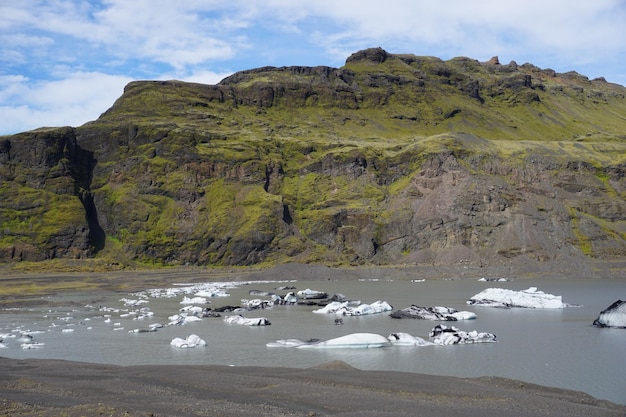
181, 296, 208, 305
21, 342, 45, 349
240, 298, 272, 309
179, 305, 204, 315
312, 300, 392, 316
387, 332, 434, 346
267, 333, 391, 349
429, 325, 497, 345
268, 292, 299, 305
390, 305, 476, 320
194, 289, 229, 298
223, 315, 271, 326
467, 287, 570, 308
170, 334, 207, 348
593, 300, 626, 328
168, 313, 203, 326
296, 288, 328, 299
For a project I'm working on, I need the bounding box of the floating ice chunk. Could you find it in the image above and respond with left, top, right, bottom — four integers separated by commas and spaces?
390, 305, 476, 320
240, 299, 271, 309
269, 333, 391, 348
347, 301, 392, 316
467, 287, 570, 308
281, 292, 298, 305
593, 300, 626, 328
21, 342, 45, 349
296, 288, 328, 299
119, 298, 149, 307
62, 328, 75, 333
168, 313, 202, 326
387, 332, 434, 346
313, 301, 347, 314
298, 333, 391, 349
429, 325, 497, 345
195, 289, 229, 297
179, 305, 204, 315
0, 343, 7, 348
181, 296, 208, 305
266, 333, 391, 349
170, 334, 207, 348
16, 334, 33, 343
313, 300, 392, 316
223, 315, 271, 326
266, 339, 307, 348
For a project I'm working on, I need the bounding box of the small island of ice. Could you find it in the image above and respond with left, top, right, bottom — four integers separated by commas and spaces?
467, 287, 571, 308
224, 315, 271, 326
593, 300, 626, 328
170, 334, 206, 348
387, 332, 433, 346
429, 325, 497, 345
390, 305, 476, 320
267, 333, 391, 348
312, 300, 392, 316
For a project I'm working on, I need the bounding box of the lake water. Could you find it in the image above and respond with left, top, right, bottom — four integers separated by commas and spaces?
1, 276, 624, 405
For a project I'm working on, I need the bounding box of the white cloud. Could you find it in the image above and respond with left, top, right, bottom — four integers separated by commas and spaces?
0, 0, 624, 134
0, 72, 132, 134
178, 70, 233, 85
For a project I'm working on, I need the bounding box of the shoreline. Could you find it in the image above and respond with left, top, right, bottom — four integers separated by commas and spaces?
1, 356, 624, 416
1, 260, 624, 296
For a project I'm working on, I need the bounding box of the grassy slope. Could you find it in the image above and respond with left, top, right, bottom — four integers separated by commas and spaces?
3, 51, 625, 268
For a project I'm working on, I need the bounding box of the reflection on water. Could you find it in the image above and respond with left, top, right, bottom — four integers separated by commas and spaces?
0, 277, 625, 405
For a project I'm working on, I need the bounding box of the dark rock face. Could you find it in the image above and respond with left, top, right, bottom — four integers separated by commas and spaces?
1, 48, 626, 268
0, 127, 102, 261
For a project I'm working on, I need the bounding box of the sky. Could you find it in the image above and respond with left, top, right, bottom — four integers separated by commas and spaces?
1, 0, 625, 135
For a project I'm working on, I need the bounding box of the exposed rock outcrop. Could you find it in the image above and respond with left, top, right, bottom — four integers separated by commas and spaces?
1, 49, 625, 270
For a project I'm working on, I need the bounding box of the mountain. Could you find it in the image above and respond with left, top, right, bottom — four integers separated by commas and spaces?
1, 48, 625, 274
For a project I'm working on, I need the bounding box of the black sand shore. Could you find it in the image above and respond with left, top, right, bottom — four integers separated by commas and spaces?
1, 357, 625, 417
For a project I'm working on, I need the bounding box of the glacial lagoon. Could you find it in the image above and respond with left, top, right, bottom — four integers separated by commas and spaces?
1, 276, 624, 405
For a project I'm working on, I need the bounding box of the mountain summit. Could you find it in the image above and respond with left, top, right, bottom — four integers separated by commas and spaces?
1, 48, 625, 274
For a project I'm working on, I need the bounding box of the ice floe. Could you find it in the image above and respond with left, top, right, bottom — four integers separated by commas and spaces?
390, 305, 476, 320
593, 300, 626, 328
170, 334, 207, 348
168, 313, 203, 326
267, 333, 391, 348
429, 325, 497, 345
296, 288, 328, 299
223, 315, 271, 326
467, 287, 573, 308
268, 329, 495, 349
312, 300, 392, 316
387, 332, 434, 346
181, 296, 208, 305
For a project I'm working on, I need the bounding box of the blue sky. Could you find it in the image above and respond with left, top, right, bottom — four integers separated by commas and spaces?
1, 0, 625, 135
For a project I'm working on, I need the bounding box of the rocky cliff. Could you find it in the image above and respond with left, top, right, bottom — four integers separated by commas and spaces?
1, 48, 625, 273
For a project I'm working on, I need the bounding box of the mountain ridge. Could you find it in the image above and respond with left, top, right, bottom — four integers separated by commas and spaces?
1, 48, 625, 274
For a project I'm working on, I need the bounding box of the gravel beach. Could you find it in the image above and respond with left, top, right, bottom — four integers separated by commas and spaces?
1, 357, 625, 417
